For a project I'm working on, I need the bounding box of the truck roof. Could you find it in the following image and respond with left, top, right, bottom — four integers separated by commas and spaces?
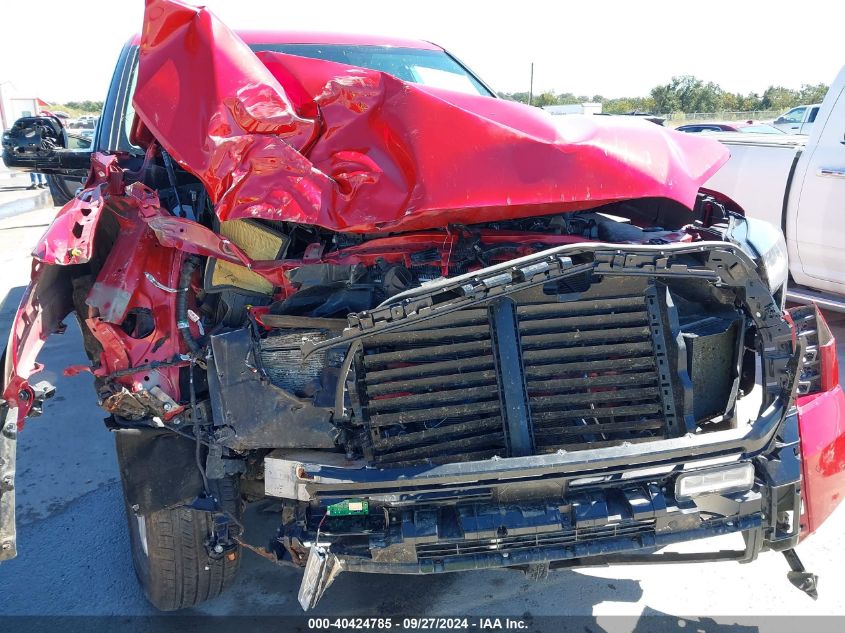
129, 30, 442, 50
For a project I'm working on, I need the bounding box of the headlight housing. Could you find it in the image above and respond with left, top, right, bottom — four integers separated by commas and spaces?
744, 218, 789, 302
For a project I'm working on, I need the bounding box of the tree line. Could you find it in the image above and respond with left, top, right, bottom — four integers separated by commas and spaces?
50, 101, 105, 115
499, 75, 829, 115
56, 77, 830, 118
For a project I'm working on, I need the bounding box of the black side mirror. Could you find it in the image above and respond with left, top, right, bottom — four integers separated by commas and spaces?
1, 116, 91, 177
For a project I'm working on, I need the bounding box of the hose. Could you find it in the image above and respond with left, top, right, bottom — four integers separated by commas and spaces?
176, 255, 204, 356
161, 148, 185, 217
175, 254, 210, 495
189, 359, 210, 496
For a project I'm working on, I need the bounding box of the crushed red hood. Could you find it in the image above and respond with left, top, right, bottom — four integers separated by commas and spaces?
133, 0, 729, 233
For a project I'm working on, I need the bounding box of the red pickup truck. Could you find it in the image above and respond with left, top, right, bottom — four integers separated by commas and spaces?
2, 0, 844, 612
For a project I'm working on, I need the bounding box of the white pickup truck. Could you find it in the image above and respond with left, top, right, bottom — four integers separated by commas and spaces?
705, 69, 845, 310
772, 104, 821, 134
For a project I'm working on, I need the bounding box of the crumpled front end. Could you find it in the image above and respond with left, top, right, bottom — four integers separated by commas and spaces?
245, 239, 820, 608
2, 0, 845, 612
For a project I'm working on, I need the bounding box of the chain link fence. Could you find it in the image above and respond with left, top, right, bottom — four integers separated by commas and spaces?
663, 110, 782, 122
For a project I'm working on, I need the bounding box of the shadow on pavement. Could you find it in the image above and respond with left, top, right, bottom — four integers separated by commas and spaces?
196, 500, 648, 625
0, 286, 25, 341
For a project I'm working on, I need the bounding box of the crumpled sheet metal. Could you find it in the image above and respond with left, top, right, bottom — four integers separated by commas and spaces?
134, 0, 730, 234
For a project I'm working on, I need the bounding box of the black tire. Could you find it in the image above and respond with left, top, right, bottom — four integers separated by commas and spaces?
123, 476, 242, 611
45, 174, 79, 206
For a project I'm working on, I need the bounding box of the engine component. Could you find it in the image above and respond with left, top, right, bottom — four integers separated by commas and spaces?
205, 219, 288, 295
679, 312, 744, 422
258, 329, 336, 398
176, 256, 203, 356
207, 328, 337, 450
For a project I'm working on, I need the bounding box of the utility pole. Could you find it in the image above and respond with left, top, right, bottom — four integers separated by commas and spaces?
528, 63, 534, 106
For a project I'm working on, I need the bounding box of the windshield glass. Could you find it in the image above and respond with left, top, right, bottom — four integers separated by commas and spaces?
252, 44, 492, 97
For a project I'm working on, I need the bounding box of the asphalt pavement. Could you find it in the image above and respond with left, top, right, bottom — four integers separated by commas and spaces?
1, 195, 844, 632
0, 166, 52, 219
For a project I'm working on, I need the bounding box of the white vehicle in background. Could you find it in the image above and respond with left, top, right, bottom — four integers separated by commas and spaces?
705, 70, 845, 310
771, 103, 821, 134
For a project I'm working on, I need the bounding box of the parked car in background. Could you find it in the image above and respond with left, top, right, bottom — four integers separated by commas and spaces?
595, 111, 665, 125
676, 121, 785, 134
2, 0, 843, 615
772, 104, 821, 134
706, 69, 845, 309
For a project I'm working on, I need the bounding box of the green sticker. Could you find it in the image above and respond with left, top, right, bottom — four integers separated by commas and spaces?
326, 499, 369, 516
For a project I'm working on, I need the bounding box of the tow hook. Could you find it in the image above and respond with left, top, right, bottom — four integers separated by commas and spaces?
25, 381, 56, 418
783, 549, 818, 599
204, 511, 238, 560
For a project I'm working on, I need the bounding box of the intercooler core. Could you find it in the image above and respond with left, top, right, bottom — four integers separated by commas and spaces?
353, 275, 691, 467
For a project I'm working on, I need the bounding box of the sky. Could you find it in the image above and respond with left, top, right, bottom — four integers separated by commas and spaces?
1, 0, 843, 104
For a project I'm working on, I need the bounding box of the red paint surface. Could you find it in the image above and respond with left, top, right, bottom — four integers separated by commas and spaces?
32, 153, 124, 265
3, 168, 192, 425
129, 29, 444, 50
133, 0, 729, 234
3, 262, 61, 425
798, 385, 845, 535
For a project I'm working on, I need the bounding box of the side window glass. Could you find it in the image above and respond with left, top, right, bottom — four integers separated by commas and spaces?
121, 61, 141, 152
808, 107, 819, 123
67, 134, 92, 150
782, 107, 806, 123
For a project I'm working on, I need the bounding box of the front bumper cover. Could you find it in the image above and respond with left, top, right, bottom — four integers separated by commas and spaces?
281, 408, 805, 611
269, 406, 802, 575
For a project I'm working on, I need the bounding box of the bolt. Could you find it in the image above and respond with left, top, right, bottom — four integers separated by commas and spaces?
131, 504, 140, 513
17, 390, 30, 402
214, 544, 224, 554
1, 475, 12, 488
1, 542, 12, 551
163, 403, 172, 412
3, 423, 15, 435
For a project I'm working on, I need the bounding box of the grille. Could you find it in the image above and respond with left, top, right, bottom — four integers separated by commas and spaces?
415, 519, 656, 560
356, 276, 670, 466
